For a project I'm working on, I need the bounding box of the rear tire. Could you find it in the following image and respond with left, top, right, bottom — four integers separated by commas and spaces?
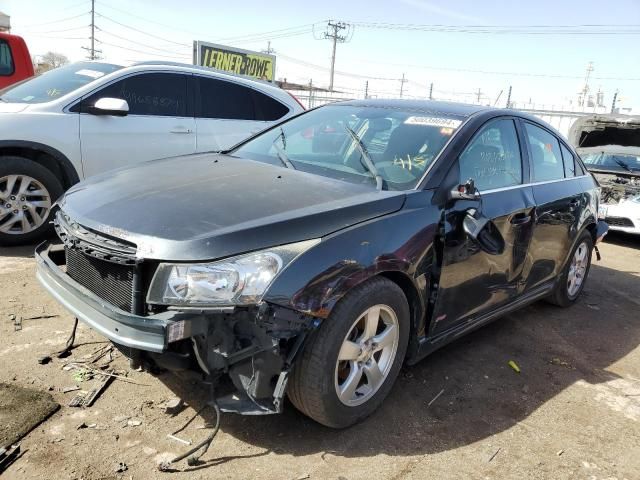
547, 230, 593, 307
0, 156, 63, 246
288, 277, 410, 428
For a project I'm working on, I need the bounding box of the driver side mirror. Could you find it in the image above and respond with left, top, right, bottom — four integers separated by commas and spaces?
449, 178, 481, 202
89, 97, 129, 117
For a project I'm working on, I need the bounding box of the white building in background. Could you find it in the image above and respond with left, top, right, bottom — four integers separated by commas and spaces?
0, 12, 10, 32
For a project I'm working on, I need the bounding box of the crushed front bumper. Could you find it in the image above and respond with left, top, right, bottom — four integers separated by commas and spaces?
35, 242, 321, 414
36, 242, 180, 353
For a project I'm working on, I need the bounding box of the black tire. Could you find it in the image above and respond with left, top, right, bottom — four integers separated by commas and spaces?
547, 230, 594, 307
288, 276, 410, 428
0, 156, 64, 246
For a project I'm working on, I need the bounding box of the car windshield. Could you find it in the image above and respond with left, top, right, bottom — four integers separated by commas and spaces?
232, 104, 462, 191
581, 152, 640, 172
0, 62, 123, 104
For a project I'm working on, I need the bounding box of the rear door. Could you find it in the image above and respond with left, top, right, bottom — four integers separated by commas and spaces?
78, 72, 196, 178
194, 76, 291, 152
431, 118, 536, 335
522, 121, 585, 288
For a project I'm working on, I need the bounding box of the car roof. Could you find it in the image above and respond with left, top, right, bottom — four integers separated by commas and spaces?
333, 98, 490, 118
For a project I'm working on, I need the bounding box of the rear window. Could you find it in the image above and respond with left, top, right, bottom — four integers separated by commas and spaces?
0, 61, 122, 103
0, 39, 14, 76
253, 90, 289, 121
197, 76, 255, 120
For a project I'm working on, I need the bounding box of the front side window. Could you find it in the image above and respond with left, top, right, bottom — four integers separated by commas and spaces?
233, 105, 460, 190
0, 39, 14, 76
525, 123, 564, 182
0, 62, 122, 103
459, 119, 523, 191
83, 73, 187, 116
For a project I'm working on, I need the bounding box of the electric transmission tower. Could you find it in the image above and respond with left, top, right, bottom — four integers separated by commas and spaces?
323, 21, 349, 91
578, 61, 594, 107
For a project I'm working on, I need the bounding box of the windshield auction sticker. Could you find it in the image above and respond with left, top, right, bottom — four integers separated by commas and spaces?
404, 116, 462, 128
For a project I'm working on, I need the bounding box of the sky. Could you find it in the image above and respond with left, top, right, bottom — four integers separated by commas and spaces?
4, 0, 640, 110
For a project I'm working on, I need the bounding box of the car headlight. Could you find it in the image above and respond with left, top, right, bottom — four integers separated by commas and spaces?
147, 239, 320, 306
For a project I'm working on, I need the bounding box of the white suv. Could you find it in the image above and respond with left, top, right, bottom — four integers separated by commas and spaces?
0, 61, 304, 245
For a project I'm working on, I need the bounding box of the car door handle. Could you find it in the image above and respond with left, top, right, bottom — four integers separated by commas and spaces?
170, 127, 193, 134
510, 214, 531, 225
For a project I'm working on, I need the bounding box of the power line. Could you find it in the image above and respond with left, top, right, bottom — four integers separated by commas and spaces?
349, 21, 640, 35
97, 28, 188, 56
96, 13, 191, 47
19, 12, 88, 28
98, 41, 190, 59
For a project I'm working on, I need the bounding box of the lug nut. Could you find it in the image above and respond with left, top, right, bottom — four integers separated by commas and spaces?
10, 195, 16, 200
13, 210, 19, 214
22, 205, 27, 210
5, 203, 10, 208
20, 197, 25, 201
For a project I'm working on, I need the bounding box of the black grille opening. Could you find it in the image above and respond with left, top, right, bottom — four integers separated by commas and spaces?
605, 216, 634, 228
66, 248, 135, 312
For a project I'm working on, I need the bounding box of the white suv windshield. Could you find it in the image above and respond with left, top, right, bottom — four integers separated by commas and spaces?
0, 62, 122, 104
233, 104, 461, 191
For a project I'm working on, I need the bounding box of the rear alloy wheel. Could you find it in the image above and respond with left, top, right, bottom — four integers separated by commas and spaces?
548, 230, 593, 307
288, 277, 409, 428
0, 157, 63, 246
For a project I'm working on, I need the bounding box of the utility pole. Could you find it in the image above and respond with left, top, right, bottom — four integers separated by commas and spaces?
364, 80, 369, 99
611, 90, 618, 113
506, 85, 512, 108
399, 73, 408, 98
475, 87, 483, 104
81, 0, 101, 60
323, 21, 348, 91
579, 61, 594, 107
262, 41, 275, 54
308, 79, 314, 109
428, 82, 433, 100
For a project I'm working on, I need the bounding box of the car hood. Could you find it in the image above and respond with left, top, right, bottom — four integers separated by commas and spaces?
0, 102, 29, 113
59, 153, 406, 261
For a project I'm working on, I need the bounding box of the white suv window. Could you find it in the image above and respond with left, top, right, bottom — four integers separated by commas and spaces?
82, 73, 188, 117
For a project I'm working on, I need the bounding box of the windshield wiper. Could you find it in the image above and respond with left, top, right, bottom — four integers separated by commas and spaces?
614, 158, 633, 172
345, 126, 383, 190
272, 127, 295, 170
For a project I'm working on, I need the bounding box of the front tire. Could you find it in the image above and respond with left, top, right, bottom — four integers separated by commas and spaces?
548, 230, 593, 307
288, 277, 410, 428
0, 156, 63, 246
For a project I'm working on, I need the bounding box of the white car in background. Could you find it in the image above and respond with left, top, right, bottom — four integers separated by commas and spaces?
0, 61, 304, 245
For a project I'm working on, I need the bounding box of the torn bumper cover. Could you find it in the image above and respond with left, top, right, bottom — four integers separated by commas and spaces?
35, 242, 321, 414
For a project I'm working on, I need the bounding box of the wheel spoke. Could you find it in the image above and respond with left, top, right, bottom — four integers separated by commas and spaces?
0, 213, 21, 233
26, 204, 43, 224
362, 306, 380, 341
373, 324, 397, 351
4, 175, 18, 196
338, 340, 361, 361
0, 207, 10, 221
17, 176, 32, 195
339, 362, 363, 401
363, 359, 384, 389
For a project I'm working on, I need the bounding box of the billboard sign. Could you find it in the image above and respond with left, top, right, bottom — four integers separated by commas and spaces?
193, 41, 276, 82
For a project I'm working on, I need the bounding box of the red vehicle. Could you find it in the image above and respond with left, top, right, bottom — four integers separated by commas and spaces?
0, 32, 34, 89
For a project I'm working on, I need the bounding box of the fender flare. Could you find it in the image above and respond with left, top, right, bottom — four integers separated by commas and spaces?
0, 140, 80, 186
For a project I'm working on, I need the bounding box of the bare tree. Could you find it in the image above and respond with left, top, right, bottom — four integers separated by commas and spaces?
35, 51, 69, 74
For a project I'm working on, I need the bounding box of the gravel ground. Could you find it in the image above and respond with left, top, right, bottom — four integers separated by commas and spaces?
0, 233, 639, 480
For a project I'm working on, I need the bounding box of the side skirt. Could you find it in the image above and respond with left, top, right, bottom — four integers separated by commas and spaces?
407, 281, 555, 365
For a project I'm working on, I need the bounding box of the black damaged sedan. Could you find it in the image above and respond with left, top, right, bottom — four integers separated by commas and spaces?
36, 100, 607, 428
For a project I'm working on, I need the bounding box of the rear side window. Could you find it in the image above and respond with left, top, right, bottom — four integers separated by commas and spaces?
197, 77, 254, 120
0, 39, 14, 76
82, 73, 187, 116
560, 144, 576, 177
525, 123, 564, 182
459, 119, 523, 191
253, 90, 289, 121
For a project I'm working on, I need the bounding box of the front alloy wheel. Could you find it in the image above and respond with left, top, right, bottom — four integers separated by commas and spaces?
335, 305, 400, 406
288, 277, 409, 428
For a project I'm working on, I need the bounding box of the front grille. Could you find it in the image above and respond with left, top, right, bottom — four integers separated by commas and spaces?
605, 216, 635, 228
66, 248, 135, 312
